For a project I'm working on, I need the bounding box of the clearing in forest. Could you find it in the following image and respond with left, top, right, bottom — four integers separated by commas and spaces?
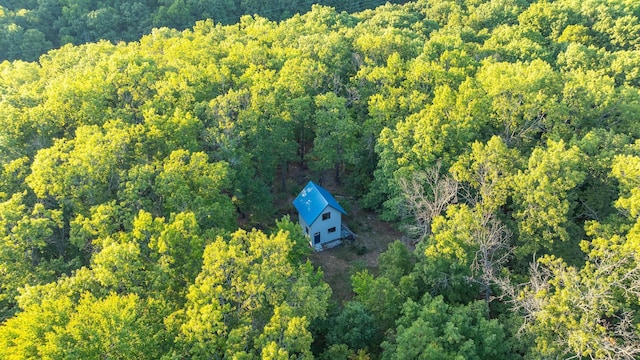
309, 208, 404, 304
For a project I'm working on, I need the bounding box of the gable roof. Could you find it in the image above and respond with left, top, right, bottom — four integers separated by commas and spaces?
293, 181, 346, 225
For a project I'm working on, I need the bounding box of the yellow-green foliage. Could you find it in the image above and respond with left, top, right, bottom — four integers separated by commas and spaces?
1, 0, 640, 358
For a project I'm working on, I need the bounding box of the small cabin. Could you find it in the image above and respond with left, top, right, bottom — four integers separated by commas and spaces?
293, 181, 347, 251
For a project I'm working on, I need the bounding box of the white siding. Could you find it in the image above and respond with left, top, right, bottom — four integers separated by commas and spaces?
298, 213, 310, 237
308, 206, 342, 245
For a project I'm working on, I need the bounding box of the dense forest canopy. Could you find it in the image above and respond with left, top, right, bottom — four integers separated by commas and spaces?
1, 0, 640, 358
0, 0, 408, 62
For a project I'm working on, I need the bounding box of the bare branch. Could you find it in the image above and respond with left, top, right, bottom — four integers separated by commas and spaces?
469, 211, 513, 305
397, 162, 458, 242
507, 248, 640, 358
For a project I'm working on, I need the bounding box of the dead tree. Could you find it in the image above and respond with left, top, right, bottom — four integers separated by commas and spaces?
398, 162, 458, 243
469, 211, 512, 307
501, 247, 640, 359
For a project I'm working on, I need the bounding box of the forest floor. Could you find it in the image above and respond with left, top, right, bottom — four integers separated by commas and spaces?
308, 210, 404, 304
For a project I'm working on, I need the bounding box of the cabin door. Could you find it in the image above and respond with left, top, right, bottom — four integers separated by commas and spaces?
314, 232, 321, 244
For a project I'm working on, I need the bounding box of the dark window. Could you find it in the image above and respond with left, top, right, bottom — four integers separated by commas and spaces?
305, 227, 309, 234
328, 227, 336, 233
322, 212, 331, 220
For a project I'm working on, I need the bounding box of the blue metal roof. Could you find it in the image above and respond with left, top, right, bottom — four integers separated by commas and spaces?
293, 181, 346, 225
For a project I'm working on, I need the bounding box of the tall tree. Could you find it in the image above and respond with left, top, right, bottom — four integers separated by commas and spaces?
307, 92, 358, 184
512, 139, 586, 259
155, 149, 235, 231
381, 295, 515, 360
173, 229, 330, 358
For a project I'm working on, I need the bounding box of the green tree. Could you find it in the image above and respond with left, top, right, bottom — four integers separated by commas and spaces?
43, 292, 164, 359
515, 235, 640, 359
414, 205, 479, 304
476, 59, 563, 146
0, 192, 64, 320
512, 139, 586, 259
326, 301, 377, 352
482, 24, 552, 63
368, 78, 490, 220
18, 28, 50, 61
351, 270, 404, 331
174, 229, 330, 358
256, 304, 314, 360
517, 0, 578, 40
0, 293, 74, 359
275, 215, 311, 263
560, 69, 618, 136
26, 122, 132, 214
450, 135, 522, 213
611, 154, 640, 220
0, 156, 31, 201
467, 0, 525, 32
155, 149, 235, 231
147, 211, 206, 298
378, 240, 416, 285
307, 92, 358, 183
382, 295, 514, 360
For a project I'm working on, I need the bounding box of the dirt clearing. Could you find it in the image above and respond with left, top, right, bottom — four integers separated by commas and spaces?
281, 166, 407, 305
309, 209, 404, 304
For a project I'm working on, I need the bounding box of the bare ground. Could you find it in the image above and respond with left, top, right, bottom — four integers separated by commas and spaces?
308, 209, 404, 304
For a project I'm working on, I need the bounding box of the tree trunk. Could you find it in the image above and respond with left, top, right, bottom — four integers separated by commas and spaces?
281, 160, 287, 192
484, 284, 491, 319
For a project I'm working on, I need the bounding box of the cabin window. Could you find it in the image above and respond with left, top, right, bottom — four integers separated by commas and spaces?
305, 227, 309, 234
322, 212, 331, 220
328, 227, 336, 233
